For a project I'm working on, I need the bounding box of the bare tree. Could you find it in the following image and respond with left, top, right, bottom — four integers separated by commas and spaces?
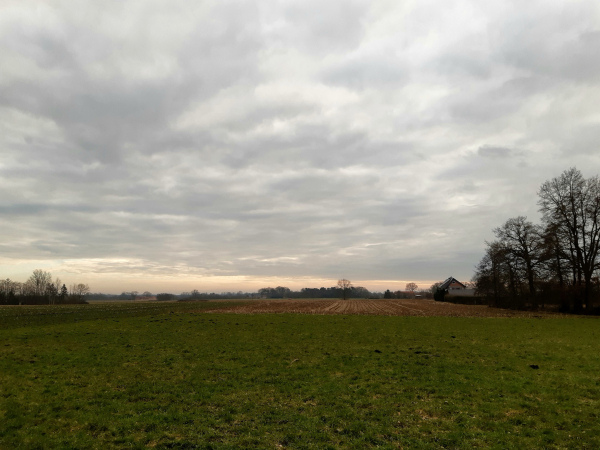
406, 282, 418, 293
12, 281, 23, 297
70, 283, 90, 302
0, 279, 18, 296
72, 283, 90, 295
494, 216, 544, 297
47, 277, 62, 305
474, 242, 505, 303
54, 278, 62, 303
0, 278, 19, 304
45, 282, 58, 305
28, 269, 53, 297
337, 279, 352, 300
538, 168, 600, 310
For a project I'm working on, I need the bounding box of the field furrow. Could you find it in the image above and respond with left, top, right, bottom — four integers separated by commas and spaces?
203, 299, 563, 317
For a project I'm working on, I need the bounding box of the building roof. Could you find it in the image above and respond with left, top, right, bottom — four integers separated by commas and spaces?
439, 276, 466, 290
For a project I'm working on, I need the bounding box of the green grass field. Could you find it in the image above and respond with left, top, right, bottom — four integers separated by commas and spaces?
1, 303, 599, 449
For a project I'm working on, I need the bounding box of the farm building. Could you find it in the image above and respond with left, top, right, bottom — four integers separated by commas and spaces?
439, 277, 475, 297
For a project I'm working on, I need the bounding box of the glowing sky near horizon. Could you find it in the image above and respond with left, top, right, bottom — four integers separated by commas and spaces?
1, 0, 600, 293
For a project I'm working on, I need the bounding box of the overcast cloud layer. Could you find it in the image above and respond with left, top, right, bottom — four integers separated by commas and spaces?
1, 0, 600, 292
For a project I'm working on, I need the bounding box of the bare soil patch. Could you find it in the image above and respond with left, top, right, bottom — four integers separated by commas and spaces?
202, 299, 566, 318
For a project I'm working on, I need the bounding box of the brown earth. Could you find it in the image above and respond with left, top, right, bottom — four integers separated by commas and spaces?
202, 298, 568, 318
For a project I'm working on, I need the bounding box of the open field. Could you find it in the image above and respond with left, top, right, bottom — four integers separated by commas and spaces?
205, 298, 567, 318
0, 300, 246, 329
1, 302, 599, 449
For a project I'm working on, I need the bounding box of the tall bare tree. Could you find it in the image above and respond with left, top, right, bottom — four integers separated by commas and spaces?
337, 279, 352, 300
538, 168, 600, 310
0, 278, 20, 304
28, 269, 53, 297
405, 282, 418, 293
473, 241, 513, 304
475, 168, 600, 311
494, 216, 544, 296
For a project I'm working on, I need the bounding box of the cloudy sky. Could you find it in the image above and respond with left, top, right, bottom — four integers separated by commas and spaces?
1, 0, 600, 293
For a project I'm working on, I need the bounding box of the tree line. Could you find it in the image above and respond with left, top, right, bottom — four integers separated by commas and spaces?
256, 280, 426, 299
0, 270, 90, 305
2, 273, 428, 304
382, 282, 428, 299
473, 168, 600, 313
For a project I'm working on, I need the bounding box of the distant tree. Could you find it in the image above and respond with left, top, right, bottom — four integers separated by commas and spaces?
301, 288, 320, 298
130, 291, 138, 301
383, 289, 392, 299
156, 293, 176, 301
142, 291, 153, 297
337, 279, 352, 300
71, 283, 90, 296
473, 241, 511, 304
0, 278, 19, 305
45, 282, 58, 305
258, 287, 273, 297
406, 282, 418, 293
59, 284, 68, 301
275, 286, 291, 298
258, 287, 291, 298
70, 283, 90, 303
352, 286, 370, 298
28, 269, 53, 297
429, 282, 442, 294
50, 278, 62, 304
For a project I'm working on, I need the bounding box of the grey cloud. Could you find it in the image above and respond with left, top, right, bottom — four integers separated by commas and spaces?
495, 19, 600, 83
0, 2, 265, 166
478, 145, 511, 158
1, 0, 600, 290
322, 54, 410, 90
557, 123, 600, 155
432, 53, 493, 80
0, 203, 97, 215
447, 77, 555, 124
276, 0, 368, 53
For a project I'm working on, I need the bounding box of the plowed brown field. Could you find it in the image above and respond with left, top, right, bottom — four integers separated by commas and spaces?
203, 299, 564, 318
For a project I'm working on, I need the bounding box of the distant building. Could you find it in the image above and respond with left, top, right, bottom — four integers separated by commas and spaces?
439, 277, 475, 297
439, 277, 466, 291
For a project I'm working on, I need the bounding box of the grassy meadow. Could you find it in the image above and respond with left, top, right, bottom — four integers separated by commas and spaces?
1, 302, 600, 449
